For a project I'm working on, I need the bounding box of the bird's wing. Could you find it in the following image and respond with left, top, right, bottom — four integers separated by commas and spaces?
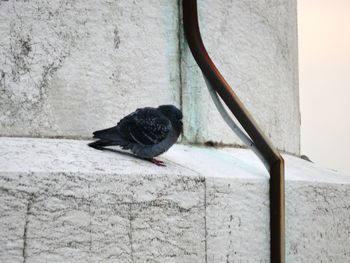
117, 107, 171, 145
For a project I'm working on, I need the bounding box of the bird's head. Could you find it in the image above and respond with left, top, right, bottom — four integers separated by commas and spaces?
158, 105, 183, 129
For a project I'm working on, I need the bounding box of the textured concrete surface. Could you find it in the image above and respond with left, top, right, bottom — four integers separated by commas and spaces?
0, 0, 180, 138
1, 0, 300, 154
180, 0, 300, 154
1, 137, 349, 262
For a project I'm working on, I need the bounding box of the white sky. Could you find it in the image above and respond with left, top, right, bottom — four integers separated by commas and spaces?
298, 0, 350, 175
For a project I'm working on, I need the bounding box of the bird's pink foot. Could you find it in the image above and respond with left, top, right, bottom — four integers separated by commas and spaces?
148, 158, 166, 167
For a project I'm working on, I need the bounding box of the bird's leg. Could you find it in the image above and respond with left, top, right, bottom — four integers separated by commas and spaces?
147, 158, 166, 167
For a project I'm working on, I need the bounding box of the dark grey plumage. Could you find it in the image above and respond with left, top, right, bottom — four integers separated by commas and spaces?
88, 105, 183, 165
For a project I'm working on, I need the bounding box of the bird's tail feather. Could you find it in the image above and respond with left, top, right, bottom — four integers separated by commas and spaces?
93, 127, 114, 137
90, 126, 131, 149
88, 139, 113, 150
92, 126, 123, 141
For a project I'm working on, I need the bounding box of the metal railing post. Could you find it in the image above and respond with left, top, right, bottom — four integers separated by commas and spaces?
182, 1, 285, 262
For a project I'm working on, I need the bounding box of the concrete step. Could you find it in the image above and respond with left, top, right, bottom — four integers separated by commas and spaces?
0, 137, 349, 262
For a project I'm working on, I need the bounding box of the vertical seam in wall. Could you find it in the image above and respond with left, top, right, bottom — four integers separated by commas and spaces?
294, 0, 301, 156
23, 194, 34, 263
177, 0, 183, 113
128, 203, 135, 263
177, 0, 185, 143
204, 178, 208, 263
88, 183, 92, 254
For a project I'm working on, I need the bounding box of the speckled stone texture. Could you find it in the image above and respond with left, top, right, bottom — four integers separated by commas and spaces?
1, 138, 349, 262
0, 0, 180, 138
180, 0, 300, 154
0, 0, 300, 154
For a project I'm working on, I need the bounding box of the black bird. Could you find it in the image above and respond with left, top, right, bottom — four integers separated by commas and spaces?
88, 105, 183, 166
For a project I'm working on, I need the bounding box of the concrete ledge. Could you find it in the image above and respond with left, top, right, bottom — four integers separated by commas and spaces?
0, 137, 349, 262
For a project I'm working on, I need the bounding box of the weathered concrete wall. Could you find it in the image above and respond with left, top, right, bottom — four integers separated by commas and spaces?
0, 0, 180, 138
0, 0, 300, 152
181, 0, 300, 154
1, 138, 349, 262
2, 2, 344, 262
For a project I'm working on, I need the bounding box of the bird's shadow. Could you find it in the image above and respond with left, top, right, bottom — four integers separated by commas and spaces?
94, 147, 153, 164
97, 147, 136, 158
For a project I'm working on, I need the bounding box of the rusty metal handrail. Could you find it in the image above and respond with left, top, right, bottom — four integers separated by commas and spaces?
182, 1, 285, 262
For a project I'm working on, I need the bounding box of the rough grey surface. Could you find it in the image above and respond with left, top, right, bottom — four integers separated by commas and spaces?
1, 138, 350, 262
0, 0, 180, 137
1, 172, 205, 263
205, 178, 270, 262
0, 138, 204, 263
1, 0, 300, 154
286, 182, 350, 262
180, 0, 300, 154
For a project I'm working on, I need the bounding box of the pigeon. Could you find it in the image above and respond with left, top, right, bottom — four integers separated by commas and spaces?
88, 105, 183, 166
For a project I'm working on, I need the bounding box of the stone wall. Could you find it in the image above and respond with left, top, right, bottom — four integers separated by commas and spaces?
2, 2, 350, 263
181, 0, 300, 154
0, 0, 300, 154
0, 0, 180, 138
